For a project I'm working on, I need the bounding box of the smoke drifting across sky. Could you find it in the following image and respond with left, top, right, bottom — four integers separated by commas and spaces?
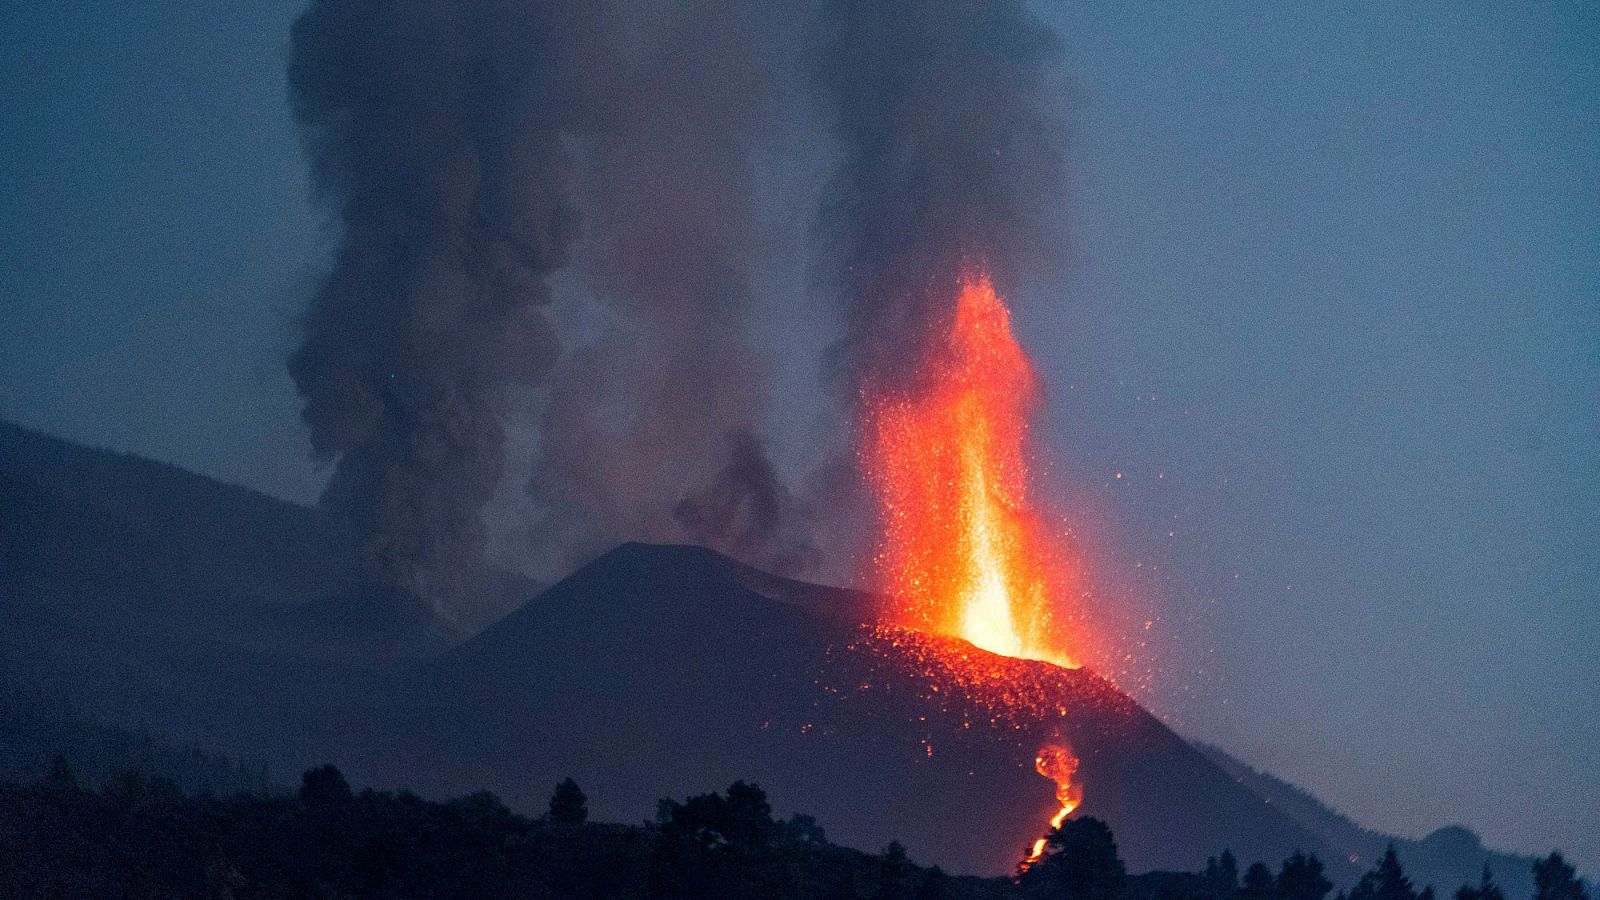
810, 0, 1065, 395
286, 0, 1065, 619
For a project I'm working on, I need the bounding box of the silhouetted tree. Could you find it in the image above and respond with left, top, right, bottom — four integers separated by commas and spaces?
652, 782, 790, 899
0, 770, 1000, 898
658, 780, 774, 851
723, 780, 774, 849
1206, 851, 1241, 896
875, 840, 914, 900
1533, 854, 1590, 900
826, 874, 864, 900
1456, 865, 1507, 900
1243, 862, 1279, 900
107, 769, 147, 806
548, 777, 587, 825
1278, 851, 1334, 900
1349, 847, 1424, 900
786, 812, 827, 846
916, 866, 952, 900
1020, 816, 1127, 900
298, 764, 351, 804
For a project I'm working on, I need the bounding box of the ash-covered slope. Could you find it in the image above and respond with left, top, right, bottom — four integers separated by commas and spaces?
337, 542, 1338, 878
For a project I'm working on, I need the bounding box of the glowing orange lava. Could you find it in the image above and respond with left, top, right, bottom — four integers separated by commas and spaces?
1021, 743, 1082, 871
860, 270, 1090, 870
862, 271, 1078, 669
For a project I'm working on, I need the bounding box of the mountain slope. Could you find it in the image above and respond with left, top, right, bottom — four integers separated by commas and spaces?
0, 689, 279, 798
1, 425, 1542, 887
0, 420, 468, 743
328, 542, 1341, 878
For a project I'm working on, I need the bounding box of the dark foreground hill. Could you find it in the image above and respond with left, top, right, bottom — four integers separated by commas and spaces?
5, 764, 1578, 900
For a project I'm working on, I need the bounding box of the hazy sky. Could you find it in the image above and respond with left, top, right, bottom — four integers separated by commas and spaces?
2, 0, 1595, 872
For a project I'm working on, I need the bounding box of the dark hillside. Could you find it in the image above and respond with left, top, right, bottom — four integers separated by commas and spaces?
0, 420, 524, 746
327, 543, 1336, 877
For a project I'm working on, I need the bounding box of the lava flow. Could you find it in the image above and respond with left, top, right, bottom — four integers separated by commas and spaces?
1021, 743, 1083, 871
860, 269, 1090, 867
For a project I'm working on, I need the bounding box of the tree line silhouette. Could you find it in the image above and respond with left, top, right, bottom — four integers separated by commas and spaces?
0, 760, 1589, 900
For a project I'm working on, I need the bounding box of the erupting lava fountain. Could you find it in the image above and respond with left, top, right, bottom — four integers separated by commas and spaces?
860, 269, 1092, 869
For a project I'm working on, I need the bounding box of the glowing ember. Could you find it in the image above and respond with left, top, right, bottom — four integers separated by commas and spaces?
1021, 743, 1082, 871
862, 271, 1078, 669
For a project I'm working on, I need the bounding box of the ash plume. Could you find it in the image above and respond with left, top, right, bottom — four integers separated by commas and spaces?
286, 0, 598, 613
674, 430, 822, 577
283, 0, 1057, 610
527, 1, 819, 577
809, 0, 1066, 393
288, 0, 818, 608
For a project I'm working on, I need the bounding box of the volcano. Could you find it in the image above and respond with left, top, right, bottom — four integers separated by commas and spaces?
1, 423, 1542, 886
334, 541, 1338, 878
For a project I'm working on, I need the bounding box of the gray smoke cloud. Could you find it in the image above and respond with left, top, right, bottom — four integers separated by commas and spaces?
673, 429, 822, 577
527, 0, 820, 578
288, 0, 819, 615
809, 0, 1065, 393
286, 0, 1060, 615
772, 0, 1068, 583
286, 0, 598, 614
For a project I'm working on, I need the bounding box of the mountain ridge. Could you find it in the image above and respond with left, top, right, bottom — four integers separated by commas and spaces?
1194, 741, 1541, 900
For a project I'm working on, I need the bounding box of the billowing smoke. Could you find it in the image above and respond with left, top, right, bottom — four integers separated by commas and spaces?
286, 0, 1060, 615
288, 0, 818, 614
524, 0, 820, 578
286, 0, 597, 613
809, 0, 1065, 393
673, 430, 821, 577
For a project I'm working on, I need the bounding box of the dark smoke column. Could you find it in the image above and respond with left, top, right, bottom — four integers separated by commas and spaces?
526, 1, 819, 579
811, 0, 1064, 391
287, 0, 589, 613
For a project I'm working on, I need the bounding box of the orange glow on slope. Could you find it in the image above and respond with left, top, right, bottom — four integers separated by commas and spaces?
862, 271, 1079, 669
1021, 743, 1082, 871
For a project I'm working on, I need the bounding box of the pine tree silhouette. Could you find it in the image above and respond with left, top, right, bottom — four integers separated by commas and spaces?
548, 777, 587, 825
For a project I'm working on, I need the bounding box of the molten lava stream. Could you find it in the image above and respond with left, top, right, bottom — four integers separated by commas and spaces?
1021, 743, 1082, 872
